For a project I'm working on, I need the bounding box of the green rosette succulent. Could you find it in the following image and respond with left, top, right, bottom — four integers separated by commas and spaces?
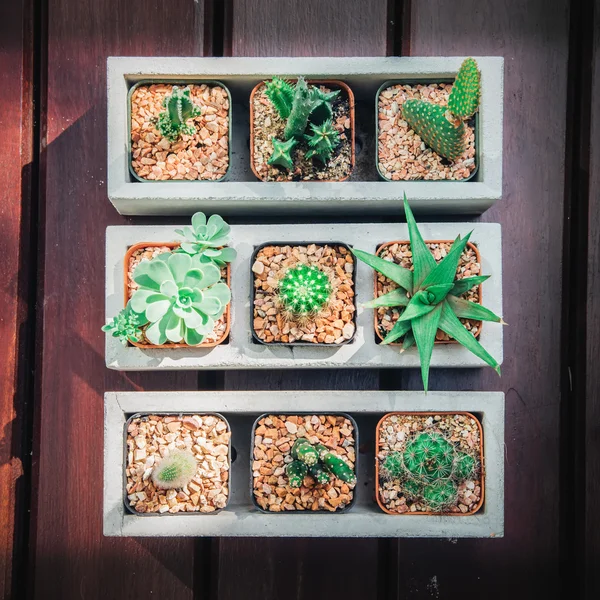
130, 252, 231, 346
102, 303, 146, 346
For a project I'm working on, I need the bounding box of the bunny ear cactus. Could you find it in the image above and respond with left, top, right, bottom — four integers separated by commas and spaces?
102, 304, 146, 346
152, 449, 197, 490
448, 58, 481, 119
352, 193, 503, 391
156, 86, 201, 142
130, 252, 231, 346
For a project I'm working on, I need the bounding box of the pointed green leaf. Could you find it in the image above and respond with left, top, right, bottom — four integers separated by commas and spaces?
439, 301, 501, 374
364, 288, 409, 309
422, 282, 454, 304
412, 304, 443, 391
403, 193, 436, 288
381, 319, 412, 345
446, 295, 503, 323
450, 275, 490, 297
397, 291, 437, 323
419, 232, 472, 289
352, 248, 413, 292
401, 330, 415, 352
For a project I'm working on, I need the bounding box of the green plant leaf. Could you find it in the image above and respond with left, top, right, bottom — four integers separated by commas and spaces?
351, 248, 413, 292
421, 282, 454, 304
439, 301, 501, 374
412, 304, 443, 391
446, 295, 503, 323
397, 291, 437, 323
403, 193, 436, 288
364, 288, 409, 308
450, 275, 490, 297
401, 330, 415, 352
381, 319, 412, 345
419, 232, 472, 289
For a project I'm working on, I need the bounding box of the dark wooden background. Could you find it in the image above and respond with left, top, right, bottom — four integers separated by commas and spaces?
0, 0, 598, 598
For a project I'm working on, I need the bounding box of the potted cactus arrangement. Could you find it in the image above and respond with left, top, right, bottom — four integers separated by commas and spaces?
251, 242, 356, 345
376, 412, 483, 515
102, 212, 235, 348
377, 58, 480, 181
352, 194, 504, 390
125, 413, 231, 514
129, 81, 231, 182
251, 413, 357, 513
250, 76, 355, 182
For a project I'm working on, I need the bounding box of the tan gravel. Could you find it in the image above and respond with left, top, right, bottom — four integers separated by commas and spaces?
251, 82, 353, 181
130, 83, 230, 181
378, 83, 476, 181
375, 241, 482, 343
252, 244, 356, 344
126, 414, 230, 514
252, 414, 356, 512
377, 413, 482, 514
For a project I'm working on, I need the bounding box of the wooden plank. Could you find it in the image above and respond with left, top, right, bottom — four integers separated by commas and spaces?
0, 0, 33, 597
388, 2, 570, 598
30, 1, 209, 598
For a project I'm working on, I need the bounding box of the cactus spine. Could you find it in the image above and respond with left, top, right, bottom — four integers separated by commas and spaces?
156, 86, 201, 142
278, 263, 332, 317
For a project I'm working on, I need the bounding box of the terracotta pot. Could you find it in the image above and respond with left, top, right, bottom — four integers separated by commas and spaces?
249, 79, 356, 182
375, 411, 485, 516
374, 240, 483, 345
123, 241, 231, 348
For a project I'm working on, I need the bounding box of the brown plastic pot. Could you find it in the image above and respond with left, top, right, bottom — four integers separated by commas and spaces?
375, 411, 485, 516
123, 241, 231, 348
249, 79, 356, 182
373, 240, 483, 345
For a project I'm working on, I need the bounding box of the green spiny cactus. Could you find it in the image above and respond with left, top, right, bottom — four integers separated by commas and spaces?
422, 479, 458, 511
448, 58, 480, 119
293, 440, 320, 466
309, 463, 331, 485
264, 77, 295, 119
284, 77, 314, 140
322, 452, 356, 484
102, 304, 146, 346
454, 452, 476, 479
278, 263, 332, 317
305, 119, 340, 163
403, 432, 454, 482
267, 137, 298, 170
156, 86, 201, 142
151, 449, 197, 490
309, 87, 340, 125
380, 451, 404, 481
286, 460, 308, 488
402, 100, 466, 162
402, 478, 423, 500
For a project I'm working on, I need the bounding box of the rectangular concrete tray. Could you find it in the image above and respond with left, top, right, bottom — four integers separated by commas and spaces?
104, 390, 505, 538
107, 56, 503, 216
105, 222, 503, 371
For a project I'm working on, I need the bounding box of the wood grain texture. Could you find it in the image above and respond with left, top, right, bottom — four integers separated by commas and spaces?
387, 2, 569, 598
30, 1, 207, 598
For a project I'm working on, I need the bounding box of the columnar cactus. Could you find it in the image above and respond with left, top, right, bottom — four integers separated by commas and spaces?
278, 263, 332, 317
264, 77, 294, 119
151, 449, 197, 490
401, 57, 480, 161
156, 86, 201, 142
284, 76, 314, 140
305, 119, 340, 163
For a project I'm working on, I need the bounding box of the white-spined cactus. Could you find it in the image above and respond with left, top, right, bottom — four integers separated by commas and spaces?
152, 449, 197, 490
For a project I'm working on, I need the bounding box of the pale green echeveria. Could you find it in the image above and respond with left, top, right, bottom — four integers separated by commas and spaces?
130, 252, 231, 346
175, 212, 237, 267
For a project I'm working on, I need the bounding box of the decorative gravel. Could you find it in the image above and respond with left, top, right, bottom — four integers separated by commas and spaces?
252, 244, 356, 344
126, 414, 230, 514
378, 83, 476, 181
251, 82, 353, 181
130, 83, 230, 181
252, 414, 356, 512
375, 241, 482, 343
377, 413, 482, 514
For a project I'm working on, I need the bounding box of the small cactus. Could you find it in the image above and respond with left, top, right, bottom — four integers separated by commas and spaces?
454, 452, 476, 479
322, 452, 356, 484
267, 137, 298, 171
284, 76, 314, 140
380, 451, 404, 481
278, 263, 332, 317
309, 87, 340, 125
151, 449, 197, 490
448, 58, 480, 119
402, 478, 423, 500
304, 119, 340, 164
264, 77, 295, 119
422, 479, 458, 511
286, 460, 308, 488
309, 463, 331, 485
156, 86, 201, 142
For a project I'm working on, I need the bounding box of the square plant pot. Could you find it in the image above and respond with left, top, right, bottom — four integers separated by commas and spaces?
376, 80, 479, 183
104, 390, 504, 537
250, 241, 357, 346
250, 413, 358, 514
124, 412, 231, 515
375, 412, 484, 516
128, 80, 232, 182
122, 241, 231, 348
249, 79, 355, 182
107, 56, 503, 216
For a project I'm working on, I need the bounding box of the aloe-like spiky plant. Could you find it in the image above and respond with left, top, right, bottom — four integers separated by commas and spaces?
401, 57, 480, 161
151, 449, 197, 490
278, 263, 332, 317
286, 436, 356, 487
156, 86, 201, 142
305, 119, 340, 163
267, 137, 298, 171
352, 194, 504, 391
102, 303, 145, 346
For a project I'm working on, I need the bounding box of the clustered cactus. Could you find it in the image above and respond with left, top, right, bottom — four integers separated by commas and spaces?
264, 76, 341, 170
286, 437, 356, 487
156, 86, 201, 142
151, 449, 197, 490
380, 431, 477, 511
352, 194, 504, 391
278, 263, 332, 317
402, 57, 480, 161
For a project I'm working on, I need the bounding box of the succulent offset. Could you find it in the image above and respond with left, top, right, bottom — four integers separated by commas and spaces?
156, 86, 201, 142
401, 57, 480, 161
151, 449, 197, 490
285, 437, 356, 487
305, 119, 340, 163
278, 263, 332, 317
352, 194, 503, 391
380, 431, 477, 512
102, 303, 145, 346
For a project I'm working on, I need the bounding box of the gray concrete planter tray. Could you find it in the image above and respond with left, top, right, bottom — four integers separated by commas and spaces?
105, 222, 503, 371
107, 56, 503, 216
103, 390, 505, 538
